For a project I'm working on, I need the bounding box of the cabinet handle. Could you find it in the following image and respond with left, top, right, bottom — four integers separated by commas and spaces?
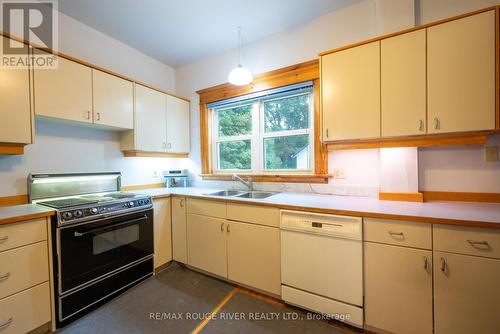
434, 117, 440, 130
162, 143, 167, 149
167, 143, 172, 150
0, 272, 10, 282
227, 224, 230, 233
0, 236, 8, 243
220, 223, 225, 232
467, 239, 490, 249
96, 112, 101, 121
440, 257, 447, 273
325, 129, 329, 139
423, 257, 428, 271
418, 119, 424, 132
0, 318, 12, 330
388, 231, 404, 238
85, 110, 91, 120
179, 199, 184, 208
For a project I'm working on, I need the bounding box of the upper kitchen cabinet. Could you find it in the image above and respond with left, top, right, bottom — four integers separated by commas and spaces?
321, 41, 380, 141
0, 36, 32, 151
381, 29, 426, 137
166, 95, 190, 153
92, 69, 134, 130
427, 10, 495, 134
34, 55, 93, 124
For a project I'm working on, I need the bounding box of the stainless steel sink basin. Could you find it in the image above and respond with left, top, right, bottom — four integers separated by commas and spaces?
236, 191, 279, 199
206, 190, 246, 197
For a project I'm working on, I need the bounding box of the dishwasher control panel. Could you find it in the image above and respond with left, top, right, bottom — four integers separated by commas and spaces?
280, 210, 362, 240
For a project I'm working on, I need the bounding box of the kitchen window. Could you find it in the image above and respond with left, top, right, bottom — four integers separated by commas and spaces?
210, 82, 314, 174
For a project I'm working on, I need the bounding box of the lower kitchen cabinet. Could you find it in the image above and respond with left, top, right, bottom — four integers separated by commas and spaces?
364, 242, 433, 334
171, 197, 187, 263
186, 214, 228, 277
153, 198, 172, 269
434, 251, 500, 334
227, 221, 280, 295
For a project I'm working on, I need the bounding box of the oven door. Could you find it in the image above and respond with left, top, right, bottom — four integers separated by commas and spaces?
57, 209, 153, 294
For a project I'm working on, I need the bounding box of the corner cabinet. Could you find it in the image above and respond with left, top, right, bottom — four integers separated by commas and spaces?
320, 8, 498, 146
321, 41, 380, 141
0, 36, 33, 150
121, 84, 190, 157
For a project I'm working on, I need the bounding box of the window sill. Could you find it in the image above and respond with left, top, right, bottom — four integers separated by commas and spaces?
200, 174, 329, 184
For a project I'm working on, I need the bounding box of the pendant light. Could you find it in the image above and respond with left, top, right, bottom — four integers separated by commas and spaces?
228, 26, 253, 86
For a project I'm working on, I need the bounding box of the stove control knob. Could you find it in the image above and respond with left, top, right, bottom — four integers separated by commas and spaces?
145, 199, 150, 204
90, 208, 98, 214
74, 210, 84, 218
62, 211, 73, 220
138, 200, 145, 205
128, 201, 135, 207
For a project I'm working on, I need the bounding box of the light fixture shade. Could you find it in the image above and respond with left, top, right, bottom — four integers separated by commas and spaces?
228, 64, 253, 86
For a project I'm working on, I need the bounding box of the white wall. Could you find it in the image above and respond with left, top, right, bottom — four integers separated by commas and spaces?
0, 9, 182, 196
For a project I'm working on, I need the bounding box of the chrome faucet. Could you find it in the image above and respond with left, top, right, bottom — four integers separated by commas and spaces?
232, 175, 254, 191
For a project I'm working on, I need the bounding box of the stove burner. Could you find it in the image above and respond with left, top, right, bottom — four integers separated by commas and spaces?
106, 192, 136, 199
41, 198, 99, 209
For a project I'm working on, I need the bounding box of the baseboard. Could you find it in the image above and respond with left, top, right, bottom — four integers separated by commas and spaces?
422, 191, 500, 203
378, 192, 424, 202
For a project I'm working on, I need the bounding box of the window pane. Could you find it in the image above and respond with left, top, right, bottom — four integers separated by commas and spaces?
264, 135, 309, 170
217, 105, 252, 137
218, 140, 251, 170
264, 94, 309, 133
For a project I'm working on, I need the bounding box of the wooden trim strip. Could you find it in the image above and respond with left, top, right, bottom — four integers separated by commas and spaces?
0, 194, 29, 207
0, 31, 190, 103
379, 192, 424, 203
122, 150, 189, 158
0, 144, 25, 155
496, 6, 500, 129
423, 191, 500, 203
327, 132, 491, 151
197, 59, 319, 104
122, 183, 165, 191
200, 104, 212, 174
200, 174, 329, 184
313, 78, 328, 175
319, 6, 499, 56
0, 212, 54, 225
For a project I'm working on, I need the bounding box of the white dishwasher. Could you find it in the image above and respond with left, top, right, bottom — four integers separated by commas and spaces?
280, 210, 363, 328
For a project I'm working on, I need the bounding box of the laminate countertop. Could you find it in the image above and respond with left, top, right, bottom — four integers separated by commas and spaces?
0, 204, 55, 225
133, 187, 500, 229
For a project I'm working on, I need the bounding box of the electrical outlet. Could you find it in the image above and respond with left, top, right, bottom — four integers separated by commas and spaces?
484, 146, 499, 162
332, 168, 346, 179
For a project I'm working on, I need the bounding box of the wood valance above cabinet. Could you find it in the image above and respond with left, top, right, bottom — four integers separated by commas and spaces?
320, 6, 500, 150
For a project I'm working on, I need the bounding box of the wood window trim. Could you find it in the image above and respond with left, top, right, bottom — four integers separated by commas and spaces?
197, 60, 329, 184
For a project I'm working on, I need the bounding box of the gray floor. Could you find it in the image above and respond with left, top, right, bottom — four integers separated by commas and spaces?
58, 263, 357, 334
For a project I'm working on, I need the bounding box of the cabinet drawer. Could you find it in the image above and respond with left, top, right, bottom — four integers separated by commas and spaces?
434, 224, 500, 259
227, 203, 279, 227
0, 282, 51, 334
0, 218, 47, 252
364, 218, 432, 249
186, 198, 226, 218
0, 241, 49, 299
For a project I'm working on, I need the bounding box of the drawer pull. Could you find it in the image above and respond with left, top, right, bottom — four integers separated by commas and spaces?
0, 318, 12, 330
388, 231, 404, 238
180, 199, 184, 208
440, 258, 447, 273
467, 239, 491, 249
0, 236, 8, 243
220, 223, 225, 232
0, 272, 10, 282
227, 224, 231, 233
423, 257, 429, 271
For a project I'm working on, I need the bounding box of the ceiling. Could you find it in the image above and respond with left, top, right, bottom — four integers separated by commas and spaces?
58, 0, 363, 68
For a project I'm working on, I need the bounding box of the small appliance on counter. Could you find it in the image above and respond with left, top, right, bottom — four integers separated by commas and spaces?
163, 169, 189, 188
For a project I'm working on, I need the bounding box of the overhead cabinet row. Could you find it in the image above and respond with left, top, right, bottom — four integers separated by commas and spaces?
321, 10, 496, 141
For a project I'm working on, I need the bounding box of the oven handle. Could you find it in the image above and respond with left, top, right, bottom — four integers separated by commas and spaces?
73, 215, 148, 237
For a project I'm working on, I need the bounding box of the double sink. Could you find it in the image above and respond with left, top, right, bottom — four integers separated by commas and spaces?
206, 190, 279, 199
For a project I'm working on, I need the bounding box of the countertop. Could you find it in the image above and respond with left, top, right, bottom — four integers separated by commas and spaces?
133, 187, 500, 228
0, 204, 55, 225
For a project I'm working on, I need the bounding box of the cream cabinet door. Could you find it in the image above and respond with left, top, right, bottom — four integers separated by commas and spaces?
227, 221, 281, 295
135, 84, 167, 152
427, 11, 495, 133
171, 197, 187, 263
166, 95, 190, 153
92, 70, 134, 129
186, 214, 227, 277
34, 55, 93, 124
321, 41, 380, 141
381, 30, 427, 137
434, 251, 500, 334
0, 37, 32, 144
153, 198, 172, 269
364, 242, 433, 334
